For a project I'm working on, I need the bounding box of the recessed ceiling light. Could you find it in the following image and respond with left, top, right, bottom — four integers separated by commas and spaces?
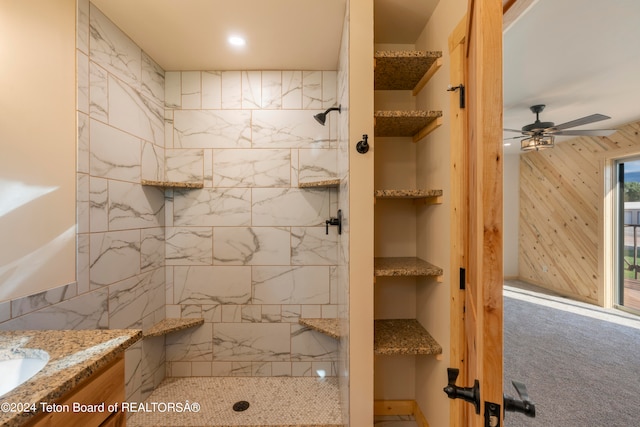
228, 36, 246, 47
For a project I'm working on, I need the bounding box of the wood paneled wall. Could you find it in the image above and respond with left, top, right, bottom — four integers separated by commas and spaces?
519, 120, 640, 304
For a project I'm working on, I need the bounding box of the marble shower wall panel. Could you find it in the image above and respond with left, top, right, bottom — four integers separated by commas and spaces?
212, 149, 291, 188
173, 110, 252, 149
252, 188, 331, 226
174, 266, 252, 305
84, 1, 166, 402
299, 148, 339, 184
252, 266, 331, 305
252, 110, 332, 148
165, 70, 340, 377
173, 188, 252, 227
166, 149, 204, 184
213, 227, 291, 265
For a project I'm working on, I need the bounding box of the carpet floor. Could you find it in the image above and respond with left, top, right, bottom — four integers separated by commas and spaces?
504, 281, 640, 426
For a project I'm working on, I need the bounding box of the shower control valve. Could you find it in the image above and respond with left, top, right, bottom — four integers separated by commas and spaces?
325, 209, 342, 235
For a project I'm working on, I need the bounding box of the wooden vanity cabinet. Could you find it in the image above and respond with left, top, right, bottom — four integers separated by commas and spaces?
26, 355, 125, 427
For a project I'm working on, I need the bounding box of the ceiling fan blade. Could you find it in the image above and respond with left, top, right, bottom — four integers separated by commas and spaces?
546, 129, 617, 137
504, 128, 533, 135
551, 113, 611, 131
503, 135, 527, 140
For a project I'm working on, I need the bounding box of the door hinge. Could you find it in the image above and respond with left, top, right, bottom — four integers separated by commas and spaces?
459, 267, 466, 290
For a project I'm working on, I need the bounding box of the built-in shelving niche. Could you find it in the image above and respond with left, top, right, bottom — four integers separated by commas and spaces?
370, 48, 445, 363
374, 50, 443, 143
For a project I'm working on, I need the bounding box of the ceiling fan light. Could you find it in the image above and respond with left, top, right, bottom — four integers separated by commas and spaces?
520, 135, 555, 151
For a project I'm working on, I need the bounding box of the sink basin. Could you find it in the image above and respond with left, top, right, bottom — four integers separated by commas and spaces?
0, 349, 49, 397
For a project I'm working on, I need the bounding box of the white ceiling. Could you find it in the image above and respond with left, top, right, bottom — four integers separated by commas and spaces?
503, 0, 640, 154
90, 0, 436, 71
90, 0, 348, 71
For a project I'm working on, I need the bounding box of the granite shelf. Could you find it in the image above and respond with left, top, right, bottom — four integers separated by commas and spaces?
298, 318, 342, 339
141, 179, 204, 189
143, 318, 205, 338
375, 189, 443, 204
374, 319, 442, 356
374, 50, 443, 93
298, 178, 341, 189
374, 257, 443, 278
374, 110, 443, 142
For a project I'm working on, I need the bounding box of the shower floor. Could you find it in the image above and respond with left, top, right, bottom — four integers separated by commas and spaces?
127, 376, 343, 427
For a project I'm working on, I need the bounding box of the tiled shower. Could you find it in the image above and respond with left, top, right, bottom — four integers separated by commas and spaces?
0, 0, 350, 413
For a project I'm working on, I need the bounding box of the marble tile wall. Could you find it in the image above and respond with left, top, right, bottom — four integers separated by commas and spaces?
163, 69, 340, 377
0, 1, 167, 404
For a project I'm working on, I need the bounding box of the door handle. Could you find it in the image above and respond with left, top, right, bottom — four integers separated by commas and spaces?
504, 380, 536, 418
443, 367, 480, 414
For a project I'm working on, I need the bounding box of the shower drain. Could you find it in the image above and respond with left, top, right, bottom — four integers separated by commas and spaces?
233, 401, 250, 412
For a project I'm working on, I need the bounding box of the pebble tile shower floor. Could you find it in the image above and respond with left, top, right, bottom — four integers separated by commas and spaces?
128, 377, 343, 427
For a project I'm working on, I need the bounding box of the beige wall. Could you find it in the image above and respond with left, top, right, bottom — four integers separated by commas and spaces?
519, 120, 640, 305
414, 1, 466, 426
348, 0, 375, 425
0, 0, 76, 302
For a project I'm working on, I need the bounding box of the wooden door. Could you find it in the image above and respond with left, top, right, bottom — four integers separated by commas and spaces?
450, 0, 504, 426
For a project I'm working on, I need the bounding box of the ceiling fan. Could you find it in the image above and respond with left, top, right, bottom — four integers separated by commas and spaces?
504, 104, 617, 151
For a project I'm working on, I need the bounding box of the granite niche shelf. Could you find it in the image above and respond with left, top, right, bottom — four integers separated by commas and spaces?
143, 318, 205, 338
374, 110, 443, 142
298, 318, 342, 339
298, 178, 341, 189
374, 256, 443, 278
141, 179, 204, 189
374, 319, 442, 356
374, 50, 443, 94
375, 189, 443, 204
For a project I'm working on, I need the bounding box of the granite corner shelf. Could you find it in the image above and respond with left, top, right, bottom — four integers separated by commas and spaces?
374, 50, 443, 94
298, 178, 341, 189
374, 319, 442, 356
141, 180, 204, 189
298, 318, 342, 340
374, 257, 443, 278
374, 110, 443, 142
143, 318, 204, 338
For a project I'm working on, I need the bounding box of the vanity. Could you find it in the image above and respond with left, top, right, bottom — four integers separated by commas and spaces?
0, 330, 141, 427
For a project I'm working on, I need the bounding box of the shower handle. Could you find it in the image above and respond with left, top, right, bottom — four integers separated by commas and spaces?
325, 209, 342, 235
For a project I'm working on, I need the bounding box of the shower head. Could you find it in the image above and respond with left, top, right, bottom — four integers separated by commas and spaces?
313, 105, 341, 126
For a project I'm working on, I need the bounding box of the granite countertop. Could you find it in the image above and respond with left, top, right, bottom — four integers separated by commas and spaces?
0, 329, 142, 427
